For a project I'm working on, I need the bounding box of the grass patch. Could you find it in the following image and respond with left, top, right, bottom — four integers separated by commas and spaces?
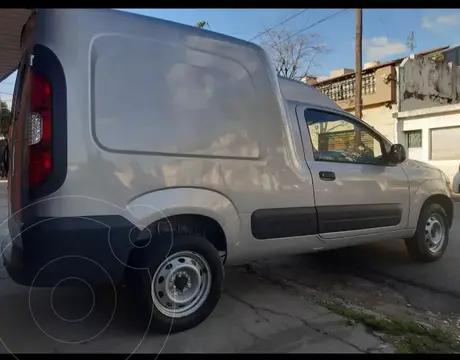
325, 302, 460, 353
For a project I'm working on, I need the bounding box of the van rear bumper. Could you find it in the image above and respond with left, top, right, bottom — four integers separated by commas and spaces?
2, 215, 139, 287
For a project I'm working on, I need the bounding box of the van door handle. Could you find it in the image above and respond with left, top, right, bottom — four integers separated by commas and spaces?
319, 171, 336, 181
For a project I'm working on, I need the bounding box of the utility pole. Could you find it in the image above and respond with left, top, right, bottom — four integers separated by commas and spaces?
355, 8, 363, 120
354, 8, 363, 148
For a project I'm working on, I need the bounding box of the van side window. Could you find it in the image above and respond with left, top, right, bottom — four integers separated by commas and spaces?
304, 109, 386, 166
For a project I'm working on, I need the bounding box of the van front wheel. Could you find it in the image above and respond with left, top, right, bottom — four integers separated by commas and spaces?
135, 235, 224, 334
405, 203, 449, 262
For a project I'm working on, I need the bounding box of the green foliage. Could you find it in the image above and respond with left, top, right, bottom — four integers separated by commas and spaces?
0, 101, 11, 138
325, 302, 460, 354
195, 21, 209, 29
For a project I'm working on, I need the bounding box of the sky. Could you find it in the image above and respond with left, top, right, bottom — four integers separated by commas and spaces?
1, 8, 460, 108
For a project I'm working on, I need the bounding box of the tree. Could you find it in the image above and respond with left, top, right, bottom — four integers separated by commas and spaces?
196, 21, 209, 29
0, 101, 11, 138
260, 28, 329, 80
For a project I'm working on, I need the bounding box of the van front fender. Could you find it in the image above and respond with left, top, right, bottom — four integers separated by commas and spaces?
408, 179, 452, 229
124, 187, 241, 249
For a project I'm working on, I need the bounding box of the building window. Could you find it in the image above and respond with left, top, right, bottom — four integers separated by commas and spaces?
406, 130, 422, 148
430, 126, 460, 160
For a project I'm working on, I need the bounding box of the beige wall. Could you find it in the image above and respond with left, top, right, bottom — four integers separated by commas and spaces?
351, 105, 396, 143
313, 65, 397, 145
328, 66, 396, 111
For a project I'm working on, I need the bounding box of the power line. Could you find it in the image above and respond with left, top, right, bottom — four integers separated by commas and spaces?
224, 11, 307, 39
248, 9, 309, 42
270, 9, 350, 49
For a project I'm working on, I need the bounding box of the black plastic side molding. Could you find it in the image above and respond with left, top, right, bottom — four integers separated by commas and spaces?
317, 204, 402, 233
251, 203, 403, 239
251, 207, 318, 240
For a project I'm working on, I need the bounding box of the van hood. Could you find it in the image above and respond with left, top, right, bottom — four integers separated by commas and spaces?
403, 158, 443, 179
406, 158, 440, 170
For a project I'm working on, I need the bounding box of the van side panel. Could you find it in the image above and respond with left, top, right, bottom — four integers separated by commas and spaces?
91, 34, 261, 159
33, 9, 316, 220
3, 9, 321, 286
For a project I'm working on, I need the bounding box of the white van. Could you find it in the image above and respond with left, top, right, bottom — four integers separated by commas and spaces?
1, 9, 453, 334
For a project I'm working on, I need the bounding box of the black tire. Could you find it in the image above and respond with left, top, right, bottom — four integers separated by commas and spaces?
405, 203, 449, 263
132, 234, 224, 334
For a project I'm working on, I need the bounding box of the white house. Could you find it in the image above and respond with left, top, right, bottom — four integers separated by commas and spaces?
394, 51, 460, 187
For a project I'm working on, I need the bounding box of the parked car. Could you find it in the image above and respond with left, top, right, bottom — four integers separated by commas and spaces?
2, 8, 453, 334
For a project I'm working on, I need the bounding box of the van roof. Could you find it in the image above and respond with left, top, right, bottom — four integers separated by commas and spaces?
0, 8, 267, 82
278, 76, 341, 111
0, 9, 341, 117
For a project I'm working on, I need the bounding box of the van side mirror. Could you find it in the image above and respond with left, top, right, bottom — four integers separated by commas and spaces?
388, 144, 406, 164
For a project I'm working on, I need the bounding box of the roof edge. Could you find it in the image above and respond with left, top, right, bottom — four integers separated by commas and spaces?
314, 45, 450, 87
0, 67, 16, 84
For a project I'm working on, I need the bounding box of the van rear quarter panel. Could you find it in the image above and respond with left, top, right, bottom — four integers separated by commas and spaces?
34, 9, 319, 262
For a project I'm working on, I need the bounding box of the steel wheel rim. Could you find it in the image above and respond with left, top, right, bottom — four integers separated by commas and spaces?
151, 251, 212, 319
425, 213, 445, 254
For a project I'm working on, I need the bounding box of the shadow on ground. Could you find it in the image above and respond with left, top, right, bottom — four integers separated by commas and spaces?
0, 265, 393, 354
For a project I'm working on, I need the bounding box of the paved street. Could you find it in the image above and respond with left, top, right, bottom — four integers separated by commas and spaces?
316, 201, 460, 306
0, 181, 458, 353
0, 263, 390, 354
256, 201, 460, 315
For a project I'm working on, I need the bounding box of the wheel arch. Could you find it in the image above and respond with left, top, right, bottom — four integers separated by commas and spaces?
408, 179, 453, 229
124, 187, 240, 257
421, 194, 453, 228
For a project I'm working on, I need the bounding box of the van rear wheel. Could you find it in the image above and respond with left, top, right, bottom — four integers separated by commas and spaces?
405, 203, 449, 263
134, 235, 224, 334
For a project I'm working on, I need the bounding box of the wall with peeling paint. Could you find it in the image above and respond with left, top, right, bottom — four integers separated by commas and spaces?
399, 56, 460, 112
443, 46, 460, 66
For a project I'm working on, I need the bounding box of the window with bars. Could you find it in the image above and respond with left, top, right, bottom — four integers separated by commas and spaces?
316, 72, 376, 102
406, 130, 422, 148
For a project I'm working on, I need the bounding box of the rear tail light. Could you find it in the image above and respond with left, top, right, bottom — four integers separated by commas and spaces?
28, 112, 43, 145
28, 72, 52, 188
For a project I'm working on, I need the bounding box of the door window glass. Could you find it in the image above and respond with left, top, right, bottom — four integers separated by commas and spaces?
304, 109, 386, 165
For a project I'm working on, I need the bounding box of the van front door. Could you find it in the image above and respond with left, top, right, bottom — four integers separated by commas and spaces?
296, 105, 410, 239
